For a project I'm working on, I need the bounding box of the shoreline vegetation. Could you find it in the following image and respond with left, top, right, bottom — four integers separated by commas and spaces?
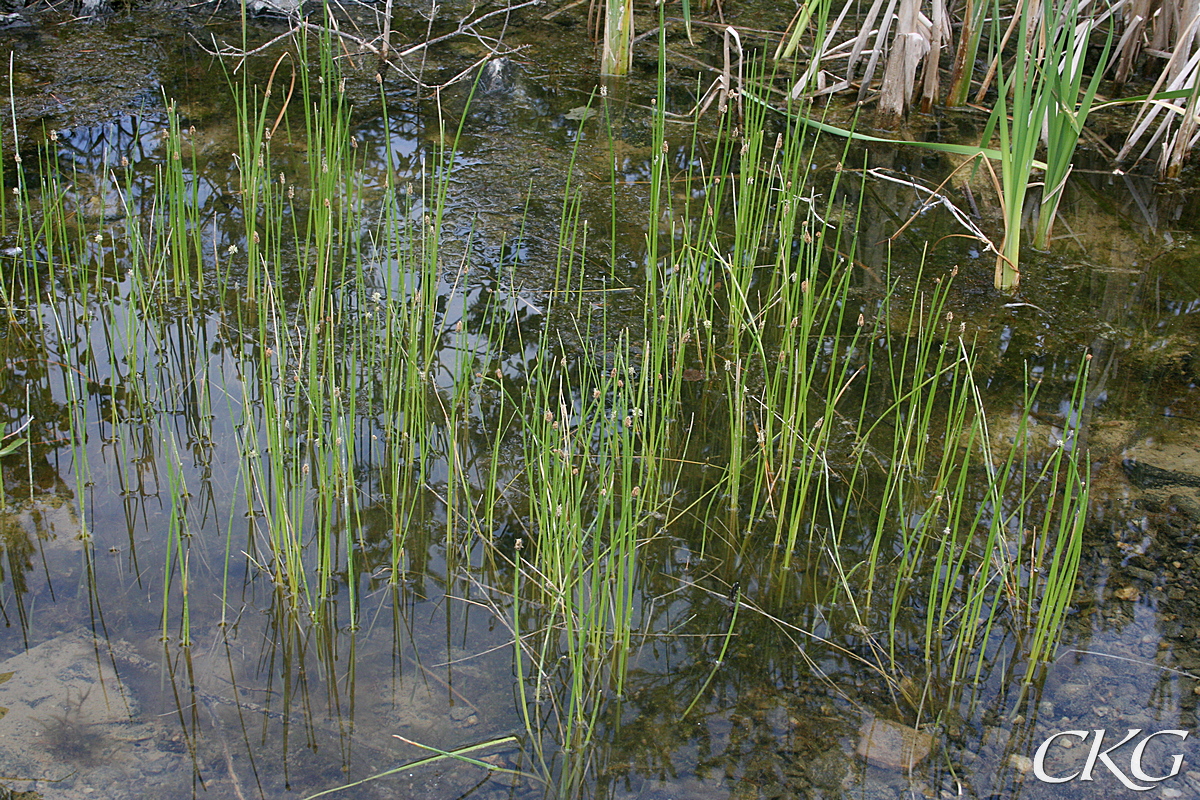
202, 0, 1200, 292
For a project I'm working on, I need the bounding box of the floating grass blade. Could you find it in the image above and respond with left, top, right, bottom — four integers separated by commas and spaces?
301, 735, 522, 799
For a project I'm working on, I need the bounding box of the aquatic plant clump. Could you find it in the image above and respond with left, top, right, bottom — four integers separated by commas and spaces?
0, 25, 1093, 800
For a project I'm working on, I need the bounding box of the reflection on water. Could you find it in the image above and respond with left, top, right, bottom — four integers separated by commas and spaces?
0, 24, 1198, 800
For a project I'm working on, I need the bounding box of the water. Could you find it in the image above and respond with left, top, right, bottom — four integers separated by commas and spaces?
1, 9, 1200, 800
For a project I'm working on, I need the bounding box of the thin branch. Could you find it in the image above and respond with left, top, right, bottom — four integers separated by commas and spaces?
394, 0, 543, 58
201, 0, 542, 87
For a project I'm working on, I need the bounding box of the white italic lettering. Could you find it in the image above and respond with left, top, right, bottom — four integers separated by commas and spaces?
1032, 730, 1089, 783
1079, 729, 1153, 791
1128, 729, 1189, 785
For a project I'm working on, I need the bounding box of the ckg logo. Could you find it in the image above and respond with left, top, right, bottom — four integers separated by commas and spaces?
1032, 729, 1190, 791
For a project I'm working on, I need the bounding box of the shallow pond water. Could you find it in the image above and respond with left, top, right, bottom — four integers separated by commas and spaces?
0, 6, 1199, 800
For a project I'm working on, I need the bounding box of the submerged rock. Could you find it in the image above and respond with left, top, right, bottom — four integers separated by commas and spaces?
1121, 427, 1200, 525
0, 12, 30, 28
478, 57, 520, 96
1123, 436, 1200, 489
248, 0, 301, 17
855, 717, 934, 772
0, 631, 143, 777
806, 746, 851, 790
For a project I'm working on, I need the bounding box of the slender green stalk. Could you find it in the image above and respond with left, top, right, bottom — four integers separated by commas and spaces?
1020, 353, 1091, 682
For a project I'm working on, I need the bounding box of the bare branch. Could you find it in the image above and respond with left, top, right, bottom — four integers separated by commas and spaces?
202, 0, 542, 89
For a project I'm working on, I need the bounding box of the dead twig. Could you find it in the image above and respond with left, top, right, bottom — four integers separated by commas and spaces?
200, 0, 542, 90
